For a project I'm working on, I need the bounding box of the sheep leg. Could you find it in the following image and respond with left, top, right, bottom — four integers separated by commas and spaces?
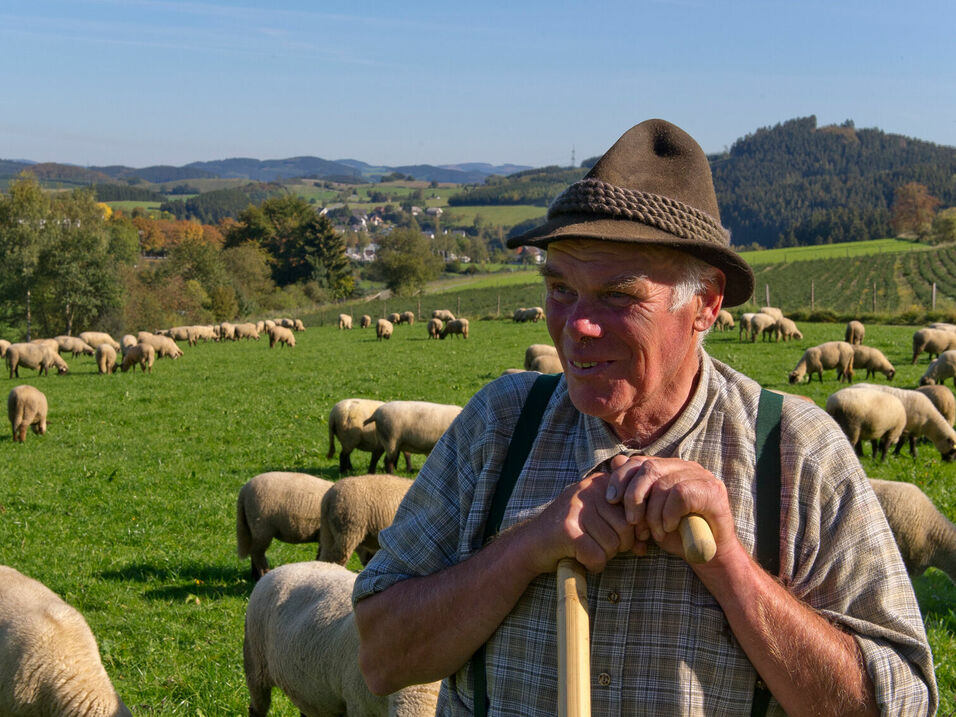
909, 436, 917, 458
367, 447, 383, 474
339, 449, 353, 474
385, 452, 397, 474
250, 550, 269, 582
878, 437, 889, 462
403, 451, 413, 472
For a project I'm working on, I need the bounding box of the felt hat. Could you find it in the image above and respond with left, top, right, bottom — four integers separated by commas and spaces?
507, 119, 755, 307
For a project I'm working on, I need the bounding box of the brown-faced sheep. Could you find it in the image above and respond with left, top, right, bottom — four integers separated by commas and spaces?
738, 312, 755, 342
78, 331, 120, 351
0, 339, 9, 358
439, 318, 469, 339
327, 398, 413, 474
6, 342, 68, 378
268, 325, 296, 348
399, 311, 415, 325
869, 479, 956, 585
851, 345, 896, 380
234, 322, 260, 340
0, 565, 132, 717
845, 320, 865, 345
95, 344, 117, 375
360, 314, 372, 329
919, 350, 956, 387
387, 312, 401, 324
293, 319, 305, 331
318, 473, 413, 565
55, 335, 95, 357
775, 317, 803, 342
529, 353, 563, 374
8, 385, 47, 442
749, 312, 777, 342
236, 471, 334, 581
916, 384, 956, 426
912, 327, 956, 364
715, 309, 734, 331
339, 313, 353, 330
432, 309, 455, 322
524, 343, 558, 370
120, 343, 155, 373
376, 319, 393, 341
363, 400, 463, 473
825, 387, 906, 461
850, 383, 956, 461
243, 561, 440, 717
426, 317, 442, 339
513, 306, 545, 323
788, 341, 854, 384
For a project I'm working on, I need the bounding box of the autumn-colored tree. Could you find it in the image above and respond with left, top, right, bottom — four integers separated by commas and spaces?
890, 182, 940, 239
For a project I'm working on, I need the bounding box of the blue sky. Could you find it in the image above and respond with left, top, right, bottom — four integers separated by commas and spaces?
2, 0, 953, 168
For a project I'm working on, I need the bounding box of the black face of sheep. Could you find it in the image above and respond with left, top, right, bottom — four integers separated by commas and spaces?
944, 447, 956, 463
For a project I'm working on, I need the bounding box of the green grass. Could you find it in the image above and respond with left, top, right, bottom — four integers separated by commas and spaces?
739, 238, 924, 265
1, 317, 953, 711
107, 200, 163, 213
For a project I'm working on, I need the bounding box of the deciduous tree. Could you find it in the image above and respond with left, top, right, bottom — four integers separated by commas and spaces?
890, 182, 940, 239
367, 228, 443, 296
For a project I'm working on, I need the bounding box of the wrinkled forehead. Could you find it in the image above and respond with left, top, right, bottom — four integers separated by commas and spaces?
543, 238, 689, 279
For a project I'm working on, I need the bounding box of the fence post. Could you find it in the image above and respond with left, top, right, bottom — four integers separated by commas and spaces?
457, 296, 461, 317
765, 284, 770, 307
933, 282, 937, 311
873, 282, 876, 312
497, 294, 501, 317
811, 279, 814, 311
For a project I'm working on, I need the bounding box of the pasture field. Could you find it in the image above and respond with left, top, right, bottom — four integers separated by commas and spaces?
739, 238, 923, 266
1, 317, 954, 713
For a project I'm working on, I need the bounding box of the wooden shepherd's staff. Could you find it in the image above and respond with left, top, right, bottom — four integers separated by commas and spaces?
556, 514, 717, 717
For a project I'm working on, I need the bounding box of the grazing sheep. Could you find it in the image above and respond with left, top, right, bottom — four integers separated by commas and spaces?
0, 339, 10, 358
338, 313, 353, 330
376, 319, 393, 341
850, 383, 956, 461
243, 561, 440, 717
319, 473, 413, 565
845, 320, 865, 345
529, 353, 563, 374
263, 319, 276, 333
775, 317, 803, 342
714, 309, 734, 331
432, 309, 455, 322
31, 337, 61, 355
0, 565, 132, 717
95, 344, 117, 374
919, 350, 956, 387
513, 306, 545, 323
218, 322, 238, 341
167, 325, 193, 343
928, 322, 956, 333
55, 335, 95, 357
749, 312, 777, 342
120, 343, 155, 373
277, 318, 295, 329
78, 331, 120, 351
825, 387, 906, 461
851, 345, 896, 380
917, 384, 956, 426
387, 312, 401, 324
327, 398, 413, 474
6, 342, 68, 378
737, 312, 755, 342
788, 341, 855, 384
524, 343, 558, 371
360, 314, 372, 329
119, 334, 137, 354
143, 333, 183, 359
268, 325, 296, 348
869, 479, 956, 585
194, 325, 218, 343
234, 322, 261, 340
293, 319, 306, 332
911, 327, 956, 364
426, 318, 443, 339
439, 318, 469, 339
8, 385, 47, 442
758, 306, 784, 321
236, 471, 334, 581
363, 400, 463, 473
399, 311, 415, 325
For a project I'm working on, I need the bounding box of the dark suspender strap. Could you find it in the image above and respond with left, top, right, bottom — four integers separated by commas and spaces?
473, 372, 562, 717
751, 388, 783, 717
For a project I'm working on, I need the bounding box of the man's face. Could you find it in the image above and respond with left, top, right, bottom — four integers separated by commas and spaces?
542, 239, 721, 440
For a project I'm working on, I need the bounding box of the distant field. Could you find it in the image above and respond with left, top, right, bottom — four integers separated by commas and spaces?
107, 200, 162, 213
440, 204, 545, 227
740, 238, 922, 265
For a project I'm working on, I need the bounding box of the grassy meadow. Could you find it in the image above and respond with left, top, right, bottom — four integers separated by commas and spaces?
1, 313, 954, 713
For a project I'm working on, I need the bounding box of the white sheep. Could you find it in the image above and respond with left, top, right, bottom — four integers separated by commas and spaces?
775, 317, 803, 342
339, 313, 353, 330
293, 319, 306, 332
919, 350, 956, 387
363, 400, 463, 473
327, 398, 412, 474
137, 332, 183, 359
360, 314, 372, 329
387, 312, 401, 324
0, 565, 132, 717
524, 343, 558, 371
119, 334, 137, 354
95, 344, 117, 374
869, 479, 956, 585
243, 561, 440, 717
928, 322, 956, 333
399, 311, 415, 325
439, 318, 469, 339
78, 331, 121, 352
167, 325, 192, 343
8, 385, 47, 443
432, 309, 456, 322
0, 339, 10, 358
55, 335, 95, 357
236, 471, 335, 581
911, 327, 956, 364
738, 312, 755, 342
714, 309, 734, 331
851, 345, 896, 380
788, 341, 854, 384
513, 307, 544, 323
120, 343, 154, 373
319, 473, 413, 565
6, 342, 69, 378
218, 322, 238, 341
916, 384, 956, 426
850, 383, 956, 461
234, 322, 261, 340
376, 319, 393, 341
426, 318, 442, 339
825, 386, 906, 460
268, 325, 296, 348
529, 353, 563, 374
748, 312, 777, 342
758, 306, 784, 321
845, 320, 865, 345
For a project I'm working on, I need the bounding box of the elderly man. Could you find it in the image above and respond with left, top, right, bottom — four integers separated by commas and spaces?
353, 119, 937, 715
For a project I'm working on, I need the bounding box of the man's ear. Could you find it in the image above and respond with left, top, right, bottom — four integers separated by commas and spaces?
693, 272, 726, 332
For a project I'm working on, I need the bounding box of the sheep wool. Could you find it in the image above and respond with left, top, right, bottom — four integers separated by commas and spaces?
845, 320, 865, 345
714, 309, 734, 331
439, 318, 469, 339
327, 398, 412, 475
8, 385, 48, 443
529, 353, 563, 374
6, 342, 68, 378
0, 566, 131, 717
268, 325, 295, 348
788, 341, 854, 384
243, 561, 439, 717
95, 344, 117, 375
360, 314, 372, 329
363, 400, 462, 473
426, 318, 443, 339
120, 343, 154, 373
77, 331, 121, 352
912, 327, 956, 365
916, 384, 956, 426
524, 344, 558, 371
339, 313, 353, 330
919, 350, 956, 388
849, 383, 956, 461
55, 336, 95, 357
0, 339, 10, 358
376, 319, 393, 341
825, 387, 906, 461
748, 312, 777, 342
851, 345, 896, 381
431, 309, 455, 322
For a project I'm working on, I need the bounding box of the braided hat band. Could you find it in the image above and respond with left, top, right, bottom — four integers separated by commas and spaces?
548, 177, 730, 248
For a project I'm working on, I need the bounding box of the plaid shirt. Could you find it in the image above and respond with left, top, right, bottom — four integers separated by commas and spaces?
354, 354, 937, 716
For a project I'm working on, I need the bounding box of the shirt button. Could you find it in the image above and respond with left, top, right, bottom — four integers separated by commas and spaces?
597, 673, 611, 686
607, 591, 620, 603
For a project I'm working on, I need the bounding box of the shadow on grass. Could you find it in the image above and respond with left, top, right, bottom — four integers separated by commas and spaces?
914, 570, 956, 627
99, 561, 253, 601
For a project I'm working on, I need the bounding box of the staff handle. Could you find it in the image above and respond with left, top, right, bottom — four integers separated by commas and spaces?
556, 558, 591, 717
679, 514, 717, 563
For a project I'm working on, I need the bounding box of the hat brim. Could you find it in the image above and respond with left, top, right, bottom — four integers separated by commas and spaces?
507, 214, 755, 308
